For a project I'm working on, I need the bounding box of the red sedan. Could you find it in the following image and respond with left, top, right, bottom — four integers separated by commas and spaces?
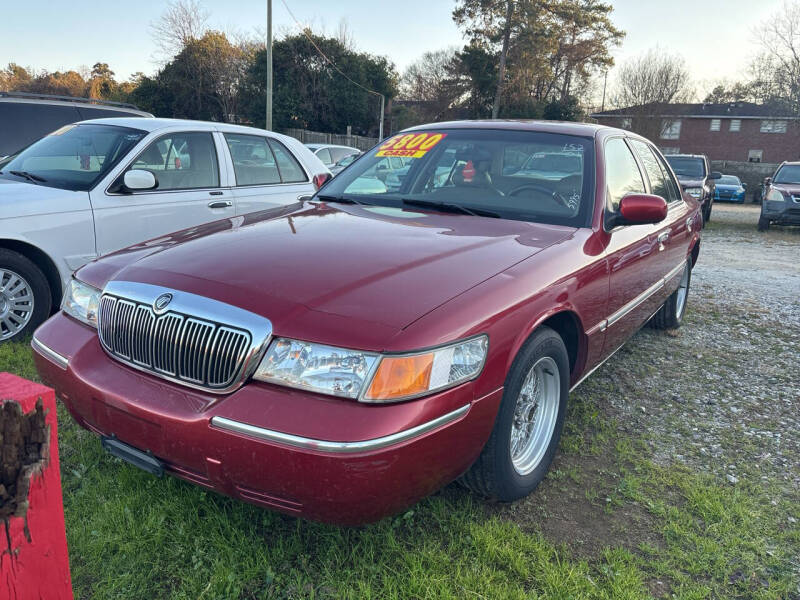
32, 121, 701, 525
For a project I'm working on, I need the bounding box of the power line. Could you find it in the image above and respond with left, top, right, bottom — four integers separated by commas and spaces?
277, 0, 385, 138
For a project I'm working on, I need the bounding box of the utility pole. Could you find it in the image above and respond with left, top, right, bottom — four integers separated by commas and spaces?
379, 94, 384, 139
265, 0, 273, 131
601, 70, 608, 112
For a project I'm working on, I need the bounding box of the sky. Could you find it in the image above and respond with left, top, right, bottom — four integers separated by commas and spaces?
0, 0, 786, 97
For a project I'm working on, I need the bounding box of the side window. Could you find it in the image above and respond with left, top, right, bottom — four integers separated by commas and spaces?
316, 147, 332, 165
604, 137, 645, 212
629, 139, 669, 200
224, 133, 280, 186
132, 132, 219, 190
653, 151, 681, 202
268, 139, 307, 183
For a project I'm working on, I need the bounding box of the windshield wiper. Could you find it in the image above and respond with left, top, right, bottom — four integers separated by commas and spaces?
316, 194, 367, 205
402, 198, 500, 218
9, 170, 46, 183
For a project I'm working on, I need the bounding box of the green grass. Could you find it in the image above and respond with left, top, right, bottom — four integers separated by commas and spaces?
2, 339, 798, 599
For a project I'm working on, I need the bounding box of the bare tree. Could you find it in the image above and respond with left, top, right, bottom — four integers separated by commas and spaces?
399, 48, 460, 122
749, 0, 800, 113
150, 0, 210, 60
611, 48, 694, 140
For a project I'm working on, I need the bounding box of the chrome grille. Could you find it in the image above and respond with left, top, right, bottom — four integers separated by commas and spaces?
98, 294, 252, 390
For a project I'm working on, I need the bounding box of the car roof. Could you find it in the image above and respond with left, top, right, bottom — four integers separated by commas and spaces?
665, 154, 707, 159
306, 143, 359, 150
0, 93, 152, 117
71, 117, 283, 136
401, 119, 612, 138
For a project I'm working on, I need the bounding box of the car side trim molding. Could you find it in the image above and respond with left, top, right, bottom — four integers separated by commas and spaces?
210, 404, 470, 454
31, 336, 69, 370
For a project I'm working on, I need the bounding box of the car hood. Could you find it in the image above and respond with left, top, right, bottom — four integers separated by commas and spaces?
0, 177, 87, 218
772, 183, 800, 195
677, 177, 705, 188
81, 202, 576, 347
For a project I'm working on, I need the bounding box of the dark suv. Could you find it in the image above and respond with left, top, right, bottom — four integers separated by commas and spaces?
0, 91, 151, 158
758, 161, 800, 231
665, 154, 721, 225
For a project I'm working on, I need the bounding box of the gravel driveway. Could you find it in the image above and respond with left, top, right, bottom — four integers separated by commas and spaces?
599, 202, 799, 493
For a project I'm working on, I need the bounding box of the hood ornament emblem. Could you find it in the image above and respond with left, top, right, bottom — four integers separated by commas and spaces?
153, 293, 173, 314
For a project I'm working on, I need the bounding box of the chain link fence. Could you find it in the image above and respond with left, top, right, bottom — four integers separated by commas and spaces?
282, 128, 380, 151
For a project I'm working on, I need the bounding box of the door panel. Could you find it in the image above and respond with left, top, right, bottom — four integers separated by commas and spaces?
90, 131, 235, 257
601, 137, 667, 354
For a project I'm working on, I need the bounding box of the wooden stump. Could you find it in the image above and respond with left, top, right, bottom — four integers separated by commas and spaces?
0, 373, 72, 600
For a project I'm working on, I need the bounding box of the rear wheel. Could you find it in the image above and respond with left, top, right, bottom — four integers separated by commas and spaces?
757, 216, 770, 231
460, 326, 568, 501
0, 249, 51, 342
650, 260, 691, 330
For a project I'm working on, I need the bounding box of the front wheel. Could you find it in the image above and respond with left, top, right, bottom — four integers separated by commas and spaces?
650, 260, 691, 330
460, 326, 568, 501
0, 249, 51, 343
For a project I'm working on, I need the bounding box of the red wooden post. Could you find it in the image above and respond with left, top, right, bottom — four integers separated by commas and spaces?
0, 373, 72, 600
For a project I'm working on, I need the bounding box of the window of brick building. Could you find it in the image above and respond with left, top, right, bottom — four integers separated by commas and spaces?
760, 120, 787, 133
730, 119, 741, 132
661, 119, 681, 140
710, 119, 721, 131
748, 149, 763, 162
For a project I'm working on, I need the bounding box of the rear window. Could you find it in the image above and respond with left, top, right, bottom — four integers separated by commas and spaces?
0, 102, 81, 156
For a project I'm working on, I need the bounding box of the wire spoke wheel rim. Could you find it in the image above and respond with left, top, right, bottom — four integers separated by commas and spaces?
0, 268, 35, 341
510, 356, 560, 476
675, 263, 690, 319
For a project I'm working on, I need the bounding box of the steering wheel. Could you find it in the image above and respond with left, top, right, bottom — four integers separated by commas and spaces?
508, 183, 571, 210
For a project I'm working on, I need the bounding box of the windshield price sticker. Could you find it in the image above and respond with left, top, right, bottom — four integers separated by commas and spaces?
376, 133, 447, 158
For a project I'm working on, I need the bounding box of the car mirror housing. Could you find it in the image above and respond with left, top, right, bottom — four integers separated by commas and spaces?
616, 193, 668, 226
710, 171, 722, 180
123, 169, 157, 191
742, 182, 748, 189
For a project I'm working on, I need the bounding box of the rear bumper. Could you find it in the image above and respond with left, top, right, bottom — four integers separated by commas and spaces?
32, 313, 502, 524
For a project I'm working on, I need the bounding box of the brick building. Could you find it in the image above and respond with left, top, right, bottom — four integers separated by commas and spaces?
590, 102, 800, 164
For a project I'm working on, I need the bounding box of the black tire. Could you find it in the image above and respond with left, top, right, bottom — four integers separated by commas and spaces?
704, 201, 712, 224
459, 326, 569, 501
0, 249, 51, 342
650, 260, 691, 330
757, 216, 770, 231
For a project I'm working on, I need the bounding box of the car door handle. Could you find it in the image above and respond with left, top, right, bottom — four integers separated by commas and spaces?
686, 216, 694, 232
208, 200, 232, 209
657, 231, 670, 244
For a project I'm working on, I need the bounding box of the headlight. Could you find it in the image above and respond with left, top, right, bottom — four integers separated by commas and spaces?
685, 187, 702, 198
766, 188, 785, 202
253, 335, 488, 403
61, 278, 101, 327
254, 338, 379, 399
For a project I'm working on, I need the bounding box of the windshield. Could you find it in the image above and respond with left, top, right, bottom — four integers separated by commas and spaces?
773, 164, 800, 184
665, 156, 706, 178
319, 129, 595, 227
0, 123, 147, 191
718, 175, 741, 185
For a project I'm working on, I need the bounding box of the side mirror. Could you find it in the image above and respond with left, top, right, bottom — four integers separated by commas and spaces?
764, 177, 772, 186
742, 182, 748, 189
617, 193, 668, 225
123, 169, 157, 191
710, 171, 722, 180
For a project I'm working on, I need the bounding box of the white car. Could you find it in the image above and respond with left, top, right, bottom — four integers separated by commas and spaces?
305, 144, 361, 168
0, 117, 330, 342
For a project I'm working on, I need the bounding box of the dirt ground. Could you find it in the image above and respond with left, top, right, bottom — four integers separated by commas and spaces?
493, 202, 800, 562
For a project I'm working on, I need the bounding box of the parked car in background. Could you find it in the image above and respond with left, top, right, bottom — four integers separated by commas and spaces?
714, 174, 747, 203
758, 161, 800, 230
0, 117, 329, 342
664, 154, 721, 224
305, 143, 360, 168
0, 91, 152, 158
330, 151, 361, 176
33, 120, 701, 524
